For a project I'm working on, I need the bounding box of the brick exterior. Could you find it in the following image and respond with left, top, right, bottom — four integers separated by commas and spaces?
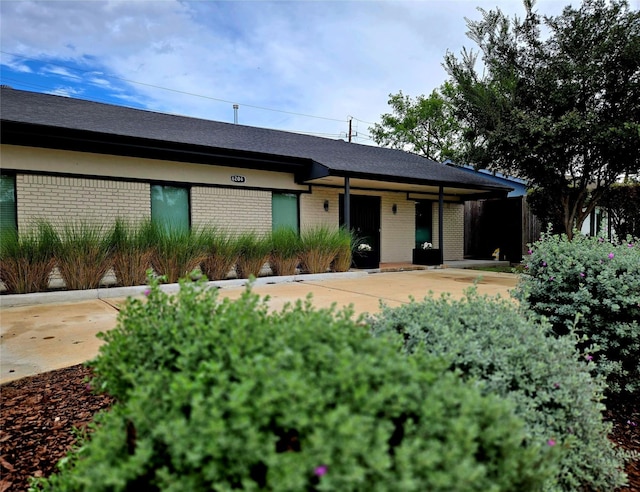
432, 202, 465, 261
301, 187, 415, 263
380, 195, 414, 263
16, 174, 149, 230
191, 187, 272, 234
6, 144, 466, 263
300, 188, 339, 231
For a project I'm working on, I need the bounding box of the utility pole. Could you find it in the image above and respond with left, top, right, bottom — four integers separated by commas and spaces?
348, 117, 352, 143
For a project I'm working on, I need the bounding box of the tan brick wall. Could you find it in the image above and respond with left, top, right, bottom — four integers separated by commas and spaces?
432, 202, 465, 261
380, 195, 414, 263
191, 187, 272, 235
301, 187, 415, 263
300, 188, 339, 231
16, 174, 149, 230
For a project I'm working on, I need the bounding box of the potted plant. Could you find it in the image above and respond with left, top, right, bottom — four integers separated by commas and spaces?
353, 241, 379, 269
412, 242, 441, 265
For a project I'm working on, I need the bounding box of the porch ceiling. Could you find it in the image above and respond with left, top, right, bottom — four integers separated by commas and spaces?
305, 175, 501, 201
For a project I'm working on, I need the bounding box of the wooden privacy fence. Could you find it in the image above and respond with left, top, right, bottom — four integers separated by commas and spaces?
464, 196, 542, 263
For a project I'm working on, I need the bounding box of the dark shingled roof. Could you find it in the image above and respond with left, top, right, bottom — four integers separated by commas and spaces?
0, 87, 511, 193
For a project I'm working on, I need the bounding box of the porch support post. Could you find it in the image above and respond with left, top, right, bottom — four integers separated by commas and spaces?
344, 176, 351, 231
439, 185, 444, 265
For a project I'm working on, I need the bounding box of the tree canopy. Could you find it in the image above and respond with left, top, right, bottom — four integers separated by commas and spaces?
369, 83, 461, 162
444, 0, 640, 238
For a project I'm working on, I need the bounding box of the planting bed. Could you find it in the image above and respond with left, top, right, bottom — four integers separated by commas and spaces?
0, 365, 638, 492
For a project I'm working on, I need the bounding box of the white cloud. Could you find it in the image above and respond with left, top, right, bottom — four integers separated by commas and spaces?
0, 0, 570, 139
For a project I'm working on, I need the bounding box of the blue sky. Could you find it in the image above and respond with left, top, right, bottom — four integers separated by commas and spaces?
1, 0, 577, 144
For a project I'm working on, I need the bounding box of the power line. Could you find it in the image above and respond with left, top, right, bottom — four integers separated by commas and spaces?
1, 50, 359, 124
0, 75, 349, 140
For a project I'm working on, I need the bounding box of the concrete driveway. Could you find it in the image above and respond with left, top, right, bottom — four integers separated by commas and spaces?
0, 269, 518, 384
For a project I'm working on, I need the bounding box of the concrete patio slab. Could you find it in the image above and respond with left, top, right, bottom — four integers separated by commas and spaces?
0, 269, 518, 384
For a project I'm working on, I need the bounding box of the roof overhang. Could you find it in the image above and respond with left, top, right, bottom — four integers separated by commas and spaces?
1, 121, 311, 175
301, 169, 511, 201
1, 120, 512, 201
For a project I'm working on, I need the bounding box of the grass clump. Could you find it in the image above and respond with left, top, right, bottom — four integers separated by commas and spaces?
54, 221, 113, 290
0, 221, 58, 293
369, 289, 628, 491
235, 231, 271, 278
200, 227, 241, 281
33, 278, 553, 491
269, 227, 301, 276
331, 227, 354, 272
299, 226, 341, 274
109, 219, 154, 287
149, 223, 208, 284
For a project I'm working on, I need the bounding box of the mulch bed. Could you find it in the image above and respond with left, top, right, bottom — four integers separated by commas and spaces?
0, 366, 114, 492
1, 364, 638, 491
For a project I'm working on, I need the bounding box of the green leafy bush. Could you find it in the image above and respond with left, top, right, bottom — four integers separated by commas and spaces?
369, 290, 627, 491
515, 231, 640, 395
35, 279, 553, 492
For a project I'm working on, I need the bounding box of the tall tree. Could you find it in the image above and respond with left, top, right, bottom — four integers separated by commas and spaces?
370, 83, 461, 162
445, 0, 640, 238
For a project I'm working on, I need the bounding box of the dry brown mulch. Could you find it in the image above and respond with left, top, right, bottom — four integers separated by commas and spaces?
1, 365, 638, 492
0, 366, 114, 492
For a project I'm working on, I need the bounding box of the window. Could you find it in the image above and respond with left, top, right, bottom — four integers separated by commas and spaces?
272, 193, 299, 232
0, 174, 17, 232
415, 201, 432, 248
151, 184, 190, 231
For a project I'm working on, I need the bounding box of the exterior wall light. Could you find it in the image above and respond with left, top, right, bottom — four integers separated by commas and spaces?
324, 200, 329, 212
392, 204, 397, 215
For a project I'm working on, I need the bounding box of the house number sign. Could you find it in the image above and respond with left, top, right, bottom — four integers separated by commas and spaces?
230, 175, 246, 183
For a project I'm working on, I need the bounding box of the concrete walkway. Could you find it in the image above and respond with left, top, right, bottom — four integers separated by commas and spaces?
0, 268, 518, 384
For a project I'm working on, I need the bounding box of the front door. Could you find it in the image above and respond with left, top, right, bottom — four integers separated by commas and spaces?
340, 194, 381, 267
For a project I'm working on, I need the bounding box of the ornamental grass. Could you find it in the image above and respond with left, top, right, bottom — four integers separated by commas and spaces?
200, 228, 241, 281
269, 227, 301, 276
299, 226, 341, 274
331, 227, 355, 272
54, 221, 113, 291
0, 221, 58, 294
110, 219, 154, 287
149, 223, 208, 284
236, 231, 272, 278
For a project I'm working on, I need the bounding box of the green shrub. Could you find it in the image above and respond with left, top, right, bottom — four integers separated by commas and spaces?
369, 290, 627, 491
54, 221, 113, 290
0, 221, 58, 293
299, 226, 340, 274
200, 227, 241, 280
515, 231, 640, 396
236, 231, 271, 278
110, 219, 154, 287
269, 227, 301, 276
149, 223, 208, 283
35, 280, 553, 492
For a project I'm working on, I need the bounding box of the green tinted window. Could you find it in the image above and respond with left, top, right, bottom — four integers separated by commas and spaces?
272, 193, 298, 233
415, 201, 432, 247
151, 184, 189, 231
0, 174, 17, 232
